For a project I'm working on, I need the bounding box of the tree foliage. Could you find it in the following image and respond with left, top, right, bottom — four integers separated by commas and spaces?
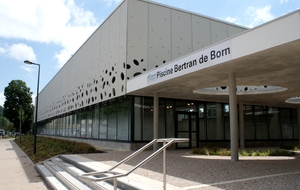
3, 80, 34, 133
0, 116, 9, 129
0, 106, 3, 116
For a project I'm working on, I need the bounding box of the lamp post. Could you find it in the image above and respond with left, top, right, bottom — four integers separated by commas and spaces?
24, 60, 40, 154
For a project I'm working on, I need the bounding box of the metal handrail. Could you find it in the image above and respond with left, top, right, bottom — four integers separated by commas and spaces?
78, 138, 189, 190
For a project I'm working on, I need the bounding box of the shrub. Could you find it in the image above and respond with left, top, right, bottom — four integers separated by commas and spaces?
15, 135, 99, 163
192, 147, 296, 157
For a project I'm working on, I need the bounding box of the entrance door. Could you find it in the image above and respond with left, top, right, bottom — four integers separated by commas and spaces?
176, 112, 198, 148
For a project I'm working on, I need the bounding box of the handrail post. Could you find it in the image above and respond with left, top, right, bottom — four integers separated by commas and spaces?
114, 178, 117, 190
163, 140, 166, 190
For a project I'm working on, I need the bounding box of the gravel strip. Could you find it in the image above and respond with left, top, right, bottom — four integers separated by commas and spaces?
81, 149, 300, 189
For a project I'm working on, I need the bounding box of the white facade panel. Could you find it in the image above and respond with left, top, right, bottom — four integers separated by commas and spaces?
192, 15, 211, 50
228, 25, 246, 38
99, 19, 110, 101
38, 2, 128, 120
231, 11, 300, 59
210, 20, 228, 44
126, 0, 148, 80
148, 4, 171, 69
171, 9, 192, 60
118, 1, 128, 94
90, 27, 101, 105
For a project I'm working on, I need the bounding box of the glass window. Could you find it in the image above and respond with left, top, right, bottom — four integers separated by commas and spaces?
80, 112, 86, 138
99, 104, 107, 139
166, 100, 174, 138
199, 104, 206, 140
224, 104, 230, 140
107, 103, 117, 140
92, 106, 99, 139
244, 105, 254, 139
117, 97, 130, 141
207, 103, 224, 140
268, 107, 281, 139
86, 109, 93, 138
71, 114, 76, 137
134, 97, 142, 141
254, 106, 268, 139
292, 109, 298, 139
143, 97, 153, 141
159, 100, 166, 138
175, 101, 197, 112
281, 109, 293, 139
75, 112, 81, 137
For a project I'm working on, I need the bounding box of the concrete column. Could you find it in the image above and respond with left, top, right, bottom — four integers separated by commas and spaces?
229, 72, 239, 161
298, 106, 300, 146
153, 92, 159, 151
239, 103, 245, 149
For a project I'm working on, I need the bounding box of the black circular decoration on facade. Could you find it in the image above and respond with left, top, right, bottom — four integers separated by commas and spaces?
133, 59, 139, 66
121, 72, 125, 80
134, 72, 142, 77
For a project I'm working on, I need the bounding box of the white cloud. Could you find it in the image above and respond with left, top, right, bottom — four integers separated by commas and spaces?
245, 5, 275, 28
102, 0, 122, 7
0, 0, 99, 68
6, 43, 37, 62
0, 47, 5, 54
280, 0, 289, 4
0, 43, 37, 73
0, 92, 4, 106
54, 49, 72, 68
225, 16, 237, 23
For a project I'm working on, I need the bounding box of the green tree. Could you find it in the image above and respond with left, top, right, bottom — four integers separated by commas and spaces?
5, 122, 15, 134
0, 106, 4, 116
3, 80, 34, 133
0, 116, 9, 129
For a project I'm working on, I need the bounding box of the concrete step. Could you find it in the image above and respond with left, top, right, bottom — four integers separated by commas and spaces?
59, 155, 161, 190
36, 154, 171, 190
52, 156, 117, 190
35, 164, 68, 190
43, 159, 92, 190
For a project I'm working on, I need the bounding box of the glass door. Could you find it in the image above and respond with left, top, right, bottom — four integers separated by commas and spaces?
176, 112, 198, 148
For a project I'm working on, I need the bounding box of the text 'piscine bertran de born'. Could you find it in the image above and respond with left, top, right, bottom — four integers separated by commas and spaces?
147, 40, 231, 84
156, 47, 230, 78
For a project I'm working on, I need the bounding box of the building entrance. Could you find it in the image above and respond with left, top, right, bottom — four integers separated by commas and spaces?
175, 112, 198, 148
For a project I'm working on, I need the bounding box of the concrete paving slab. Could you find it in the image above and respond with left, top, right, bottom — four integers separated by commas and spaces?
0, 138, 48, 190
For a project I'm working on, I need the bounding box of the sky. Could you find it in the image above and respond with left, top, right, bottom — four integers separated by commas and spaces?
0, 0, 299, 106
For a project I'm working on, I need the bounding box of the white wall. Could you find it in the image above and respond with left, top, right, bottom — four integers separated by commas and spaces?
38, 0, 246, 121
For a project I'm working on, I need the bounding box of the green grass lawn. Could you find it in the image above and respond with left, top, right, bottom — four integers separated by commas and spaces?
15, 135, 99, 163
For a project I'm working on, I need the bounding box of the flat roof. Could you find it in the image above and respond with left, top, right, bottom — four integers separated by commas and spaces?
127, 10, 300, 108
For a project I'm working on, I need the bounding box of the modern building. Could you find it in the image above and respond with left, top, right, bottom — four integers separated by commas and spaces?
37, 0, 300, 160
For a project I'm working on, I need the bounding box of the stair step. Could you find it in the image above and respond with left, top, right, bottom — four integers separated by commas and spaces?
52, 157, 117, 190
60, 155, 160, 190
35, 164, 68, 190
44, 159, 92, 190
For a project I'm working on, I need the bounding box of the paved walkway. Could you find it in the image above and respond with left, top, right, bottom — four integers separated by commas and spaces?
1, 137, 300, 190
0, 138, 48, 190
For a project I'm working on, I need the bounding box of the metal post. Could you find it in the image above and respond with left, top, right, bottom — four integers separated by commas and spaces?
33, 63, 40, 154
297, 106, 300, 146
114, 178, 117, 190
153, 92, 159, 151
163, 140, 166, 190
24, 60, 40, 155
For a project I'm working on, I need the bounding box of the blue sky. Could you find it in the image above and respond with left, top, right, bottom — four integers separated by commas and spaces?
0, 0, 299, 106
